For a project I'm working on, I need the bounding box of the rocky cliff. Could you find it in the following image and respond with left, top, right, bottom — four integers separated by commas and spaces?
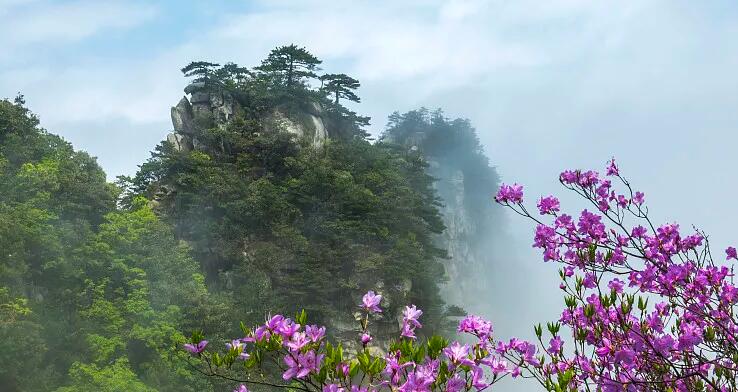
167, 82, 329, 153
427, 159, 501, 313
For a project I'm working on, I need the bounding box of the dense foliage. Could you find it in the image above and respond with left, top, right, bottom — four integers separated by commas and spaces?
0, 96, 231, 391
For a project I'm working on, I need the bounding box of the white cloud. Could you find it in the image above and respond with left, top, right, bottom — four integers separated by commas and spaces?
210, 1, 549, 85
1, 0, 156, 45
1, 0, 645, 143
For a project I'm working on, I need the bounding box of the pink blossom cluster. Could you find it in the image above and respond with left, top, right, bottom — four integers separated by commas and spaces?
184, 292, 537, 391
496, 158, 738, 391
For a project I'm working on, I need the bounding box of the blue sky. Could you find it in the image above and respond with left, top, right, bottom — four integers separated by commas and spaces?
3, 2, 738, 387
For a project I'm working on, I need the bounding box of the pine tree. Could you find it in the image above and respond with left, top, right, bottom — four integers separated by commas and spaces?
320, 73, 360, 105
256, 44, 321, 88
180, 61, 221, 83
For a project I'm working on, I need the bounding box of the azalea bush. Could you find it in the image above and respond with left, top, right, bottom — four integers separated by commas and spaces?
494, 159, 738, 391
184, 158, 738, 391
182, 290, 537, 392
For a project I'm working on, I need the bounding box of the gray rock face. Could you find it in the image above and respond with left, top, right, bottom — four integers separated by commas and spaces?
309, 112, 328, 147
166, 132, 191, 152
263, 110, 303, 138
168, 83, 328, 150
426, 158, 502, 316
427, 162, 477, 307
262, 107, 328, 148
170, 97, 195, 135
207, 92, 235, 125
171, 84, 238, 138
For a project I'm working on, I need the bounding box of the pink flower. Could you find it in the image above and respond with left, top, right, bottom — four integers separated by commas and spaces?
614, 348, 636, 369
400, 322, 417, 339
266, 314, 285, 329
234, 385, 249, 392
226, 339, 242, 351
495, 183, 524, 203
254, 326, 270, 341
563, 266, 575, 277
606, 158, 619, 176
446, 376, 466, 392
547, 336, 563, 354
282, 350, 323, 380
403, 305, 423, 328
276, 319, 300, 339
361, 332, 372, 345
286, 332, 310, 351
632, 191, 645, 205
631, 225, 647, 238
583, 272, 597, 289
577, 170, 599, 187
471, 365, 488, 389
443, 342, 474, 367
608, 278, 625, 293
457, 315, 493, 340
226, 339, 249, 360
560, 170, 578, 184
482, 356, 509, 375
726, 246, 737, 260
383, 351, 413, 385
401, 305, 423, 339
305, 325, 326, 342
721, 284, 738, 304
336, 362, 349, 377
361, 291, 382, 313
323, 384, 344, 392
537, 196, 560, 215
399, 370, 434, 392
183, 340, 208, 355
595, 338, 613, 357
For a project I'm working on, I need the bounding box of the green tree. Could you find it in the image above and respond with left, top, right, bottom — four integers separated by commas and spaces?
320, 73, 361, 105
256, 44, 322, 88
0, 98, 224, 391
55, 359, 156, 392
180, 61, 220, 84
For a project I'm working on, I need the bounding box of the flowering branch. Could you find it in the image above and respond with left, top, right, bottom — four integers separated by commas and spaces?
495, 158, 738, 391
182, 292, 538, 391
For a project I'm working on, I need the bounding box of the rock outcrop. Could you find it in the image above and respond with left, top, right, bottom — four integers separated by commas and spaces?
262, 104, 328, 148
166, 83, 329, 151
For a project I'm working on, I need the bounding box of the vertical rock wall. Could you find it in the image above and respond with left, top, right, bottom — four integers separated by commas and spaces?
427, 161, 491, 312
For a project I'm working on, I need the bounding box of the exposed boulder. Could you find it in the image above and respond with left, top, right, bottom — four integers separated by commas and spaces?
262, 107, 328, 148
166, 132, 191, 152
169, 82, 329, 150
170, 97, 195, 135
